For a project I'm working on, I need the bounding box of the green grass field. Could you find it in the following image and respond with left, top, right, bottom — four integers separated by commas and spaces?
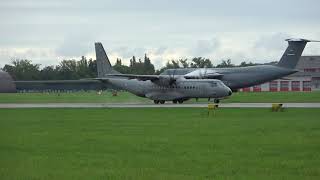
1, 108, 319, 179
0, 91, 319, 103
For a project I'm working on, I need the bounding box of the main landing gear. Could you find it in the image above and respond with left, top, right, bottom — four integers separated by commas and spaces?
154, 100, 184, 104
153, 100, 165, 104
172, 100, 184, 104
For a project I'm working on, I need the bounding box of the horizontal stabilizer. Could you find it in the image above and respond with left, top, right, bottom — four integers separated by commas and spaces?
285, 38, 320, 42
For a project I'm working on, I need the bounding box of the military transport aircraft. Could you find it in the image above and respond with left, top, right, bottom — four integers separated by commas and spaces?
94, 38, 318, 104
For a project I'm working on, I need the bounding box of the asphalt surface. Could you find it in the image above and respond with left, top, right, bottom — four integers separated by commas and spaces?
0, 103, 320, 108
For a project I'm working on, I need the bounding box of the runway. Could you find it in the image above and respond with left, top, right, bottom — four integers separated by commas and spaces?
0, 103, 320, 108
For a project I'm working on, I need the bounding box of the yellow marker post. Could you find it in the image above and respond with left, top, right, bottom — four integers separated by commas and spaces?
208, 103, 218, 116
271, 103, 283, 112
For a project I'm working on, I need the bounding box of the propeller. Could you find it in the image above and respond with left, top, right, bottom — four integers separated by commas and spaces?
169, 69, 177, 86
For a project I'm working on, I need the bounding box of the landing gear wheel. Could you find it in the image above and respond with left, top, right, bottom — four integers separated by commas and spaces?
178, 100, 184, 104
173, 100, 177, 104
154, 100, 160, 104
160, 100, 165, 104
214, 99, 220, 104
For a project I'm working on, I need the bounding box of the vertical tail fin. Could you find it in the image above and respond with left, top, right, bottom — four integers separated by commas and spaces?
95, 42, 120, 78
277, 39, 316, 69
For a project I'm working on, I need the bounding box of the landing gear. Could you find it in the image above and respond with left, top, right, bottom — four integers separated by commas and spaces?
160, 100, 165, 104
178, 99, 184, 104
173, 100, 177, 104
154, 100, 160, 104
214, 99, 220, 104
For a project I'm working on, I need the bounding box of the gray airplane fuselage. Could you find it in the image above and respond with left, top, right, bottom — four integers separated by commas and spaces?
108, 78, 232, 101
161, 65, 297, 91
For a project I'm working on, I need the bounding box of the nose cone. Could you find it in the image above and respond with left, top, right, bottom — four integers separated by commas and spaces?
224, 86, 232, 97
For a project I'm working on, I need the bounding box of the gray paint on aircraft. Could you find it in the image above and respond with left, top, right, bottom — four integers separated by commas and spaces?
94, 39, 318, 103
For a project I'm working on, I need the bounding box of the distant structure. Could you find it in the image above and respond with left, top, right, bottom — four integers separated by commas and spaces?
0, 70, 113, 93
241, 56, 320, 92
0, 70, 16, 93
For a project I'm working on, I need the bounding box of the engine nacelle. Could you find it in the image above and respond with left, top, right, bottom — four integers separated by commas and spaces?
152, 75, 176, 86
184, 69, 223, 79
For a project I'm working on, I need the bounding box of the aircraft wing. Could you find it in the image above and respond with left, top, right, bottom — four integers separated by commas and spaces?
99, 74, 160, 81
14, 79, 110, 91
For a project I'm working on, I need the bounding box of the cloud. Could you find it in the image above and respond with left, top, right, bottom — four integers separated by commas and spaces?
1, 0, 320, 69
54, 30, 98, 58
0, 47, 56, 67
192, 38, 220, 56
254, 33, 291, 51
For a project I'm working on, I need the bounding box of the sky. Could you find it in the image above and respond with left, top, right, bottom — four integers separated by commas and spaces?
0, 0, 320, 69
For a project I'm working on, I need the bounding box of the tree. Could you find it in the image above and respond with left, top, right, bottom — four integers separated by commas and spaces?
179, 58, 189, 68
128, 54, 155, 75
143, 54, 155, 75
155, 60, 181, 74
56, 59, 79, 79
239, 61, 255, 67
190, 57, 213, 68
77, 56, 91, 78
216, 59, 234, 68
3, 59, 41, 80
113, 58, 131, 74
88, 58, 97, 77
40, 66, 58, 80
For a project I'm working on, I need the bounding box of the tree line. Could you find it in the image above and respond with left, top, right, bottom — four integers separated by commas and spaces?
1, 54, 276, 80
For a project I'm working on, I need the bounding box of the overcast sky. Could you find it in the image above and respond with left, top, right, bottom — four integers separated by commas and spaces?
1, 0, 320, 69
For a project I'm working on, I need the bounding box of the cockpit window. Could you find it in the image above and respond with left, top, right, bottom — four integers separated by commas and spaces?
218, 81, 225, 86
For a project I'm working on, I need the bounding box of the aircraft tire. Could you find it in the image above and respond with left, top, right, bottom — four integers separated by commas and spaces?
173, 100, 177, 104
178, 100, 184, 104
160, 100, 165, 104
154, 100, 160, 104
214, 99, 220, 104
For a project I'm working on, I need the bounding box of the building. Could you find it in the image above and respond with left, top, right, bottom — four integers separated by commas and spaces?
241, 56, 320, 92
